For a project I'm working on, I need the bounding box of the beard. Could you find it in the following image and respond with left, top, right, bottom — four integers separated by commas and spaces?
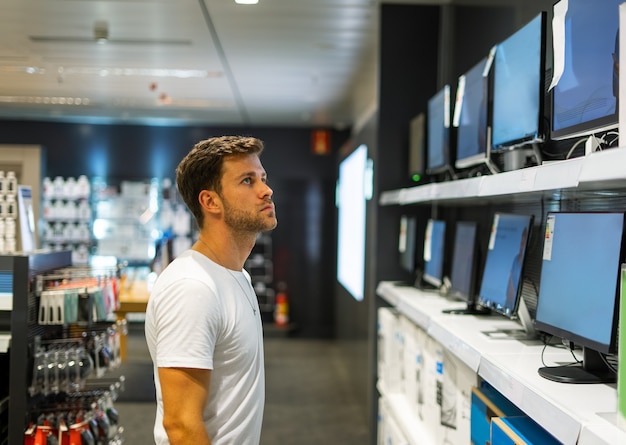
222, 198, 277, 233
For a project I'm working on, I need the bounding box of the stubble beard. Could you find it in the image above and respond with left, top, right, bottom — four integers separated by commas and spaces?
223, 199, 277, 234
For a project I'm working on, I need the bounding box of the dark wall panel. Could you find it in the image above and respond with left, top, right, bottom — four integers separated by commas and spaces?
0, 119, 348, 337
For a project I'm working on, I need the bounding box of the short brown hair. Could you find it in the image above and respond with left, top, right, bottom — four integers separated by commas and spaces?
176, 136, 265, 228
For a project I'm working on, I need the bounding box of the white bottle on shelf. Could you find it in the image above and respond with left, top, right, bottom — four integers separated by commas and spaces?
0, 171, 5, 196
5, 194, 16, 219
5, 171, 17, 196
42, 177, 53, 199
76, 175, 91, 198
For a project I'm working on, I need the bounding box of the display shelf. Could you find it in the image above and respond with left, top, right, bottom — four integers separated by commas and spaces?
578, 148, 626, 189
578, 414, 626, 445
379, 148, 626, 206
376, 280, 625, 445
479, 349, 622, 445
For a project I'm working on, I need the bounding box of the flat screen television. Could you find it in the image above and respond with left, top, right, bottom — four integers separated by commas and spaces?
444, 221, 489, 315
491, 12, 547, 152
399, 214, 417, 276
478, 213, 533, 321
455, 57, 490, 170
336, 144, 368, 301
550, 0, 621, 141
423, 219, 446, 288
535, 212, 624, 383
426, 85, 452, 175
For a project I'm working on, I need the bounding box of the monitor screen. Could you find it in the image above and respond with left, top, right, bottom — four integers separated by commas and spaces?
427, 85, 451, 174
336, 144, 368, 301
399, 215, 417, 275
423, 219, 446, 288
550, 0, 620, 140
455, 57, 490, 169
491, 12, 546, 151
478, 213, 533, 317
535, 212, 624, 383
449, 221, 478, 304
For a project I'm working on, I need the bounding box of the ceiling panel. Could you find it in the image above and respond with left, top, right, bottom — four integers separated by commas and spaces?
0, 0, 379, 127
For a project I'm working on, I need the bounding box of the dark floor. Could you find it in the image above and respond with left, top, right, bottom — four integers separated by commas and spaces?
111, 324, 371, 444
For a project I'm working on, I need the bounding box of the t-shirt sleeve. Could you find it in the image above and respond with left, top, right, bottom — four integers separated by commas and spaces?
151, 278, 221, 370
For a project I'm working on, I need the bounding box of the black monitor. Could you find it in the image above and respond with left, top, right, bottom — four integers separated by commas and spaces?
454, 57, 492, 170
535, 212, 624, 384
408, 113, 426, 183
444, 221, 489, 315
426, 85, 453, 175
550, 0, 621, 142
491, 12, 547, 159
423, 219, 446, 288
478, 213, 533, 322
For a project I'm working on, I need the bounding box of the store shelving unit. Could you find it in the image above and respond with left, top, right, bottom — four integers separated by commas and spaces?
376, 148, 626, 444
2, 250, 72, 444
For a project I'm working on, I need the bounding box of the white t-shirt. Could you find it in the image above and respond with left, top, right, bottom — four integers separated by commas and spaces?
145, 250, 264, 445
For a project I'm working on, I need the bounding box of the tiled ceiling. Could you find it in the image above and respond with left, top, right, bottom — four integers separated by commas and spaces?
0, 0, 381, 128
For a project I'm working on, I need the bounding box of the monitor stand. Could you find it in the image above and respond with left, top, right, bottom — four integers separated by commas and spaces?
538, 347, 617, 384
481, 298, 538, 341
442, 302, 491, 316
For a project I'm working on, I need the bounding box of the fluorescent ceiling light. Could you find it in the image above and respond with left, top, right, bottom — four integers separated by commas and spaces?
235, 0, 259, 4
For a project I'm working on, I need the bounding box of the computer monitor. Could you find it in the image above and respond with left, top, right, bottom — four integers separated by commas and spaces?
478, 213, 533, 321
455, 57, 491, 170
399, 215, 418, 276
550, 0, 621, 141
491, 12, 547, 154
426, 85, 453, 175
535, 212, 624, 384
444, 221, 489, 315
423, 219, 446, 288
408, 113, 426, 183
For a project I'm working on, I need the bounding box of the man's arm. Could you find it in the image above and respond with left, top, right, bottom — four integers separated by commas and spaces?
159, 367, 212, 445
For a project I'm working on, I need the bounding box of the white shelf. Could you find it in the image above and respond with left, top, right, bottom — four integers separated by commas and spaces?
379, 148, 626, 206
376, 281, 626, 445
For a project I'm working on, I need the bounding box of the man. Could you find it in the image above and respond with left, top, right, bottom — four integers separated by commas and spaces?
145, 135, 277, 444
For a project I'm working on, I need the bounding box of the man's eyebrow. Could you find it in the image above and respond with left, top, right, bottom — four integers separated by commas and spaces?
235, 170, 267, 179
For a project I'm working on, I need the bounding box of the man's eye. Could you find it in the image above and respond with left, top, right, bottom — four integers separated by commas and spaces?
242, 178, 252, 184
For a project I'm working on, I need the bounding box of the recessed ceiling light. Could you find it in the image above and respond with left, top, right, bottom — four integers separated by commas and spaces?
235, 0, 259, 4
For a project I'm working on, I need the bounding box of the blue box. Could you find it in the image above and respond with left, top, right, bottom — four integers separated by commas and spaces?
491, 416, 560, 445
470, 382, 524, 445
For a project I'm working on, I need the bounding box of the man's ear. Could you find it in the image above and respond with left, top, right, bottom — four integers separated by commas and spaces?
199, 189, 221, 214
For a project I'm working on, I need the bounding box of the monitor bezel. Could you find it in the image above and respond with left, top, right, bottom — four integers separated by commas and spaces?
549, 0, 620, 142
533, 211, 625, 354
477, 212, 534, 318
422, 219, 446, 288
426, 85, 452, 174
491, 12, 547, 152
454, 57, 490, 169
448, 221, 479, 304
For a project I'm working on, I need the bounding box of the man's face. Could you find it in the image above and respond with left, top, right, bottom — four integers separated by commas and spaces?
218, 154, 277, 233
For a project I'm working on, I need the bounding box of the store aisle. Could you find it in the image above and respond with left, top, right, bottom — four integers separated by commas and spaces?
112, 324, 370, 444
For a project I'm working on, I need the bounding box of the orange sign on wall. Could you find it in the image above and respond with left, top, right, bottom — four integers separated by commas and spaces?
311, 130, 331, 155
